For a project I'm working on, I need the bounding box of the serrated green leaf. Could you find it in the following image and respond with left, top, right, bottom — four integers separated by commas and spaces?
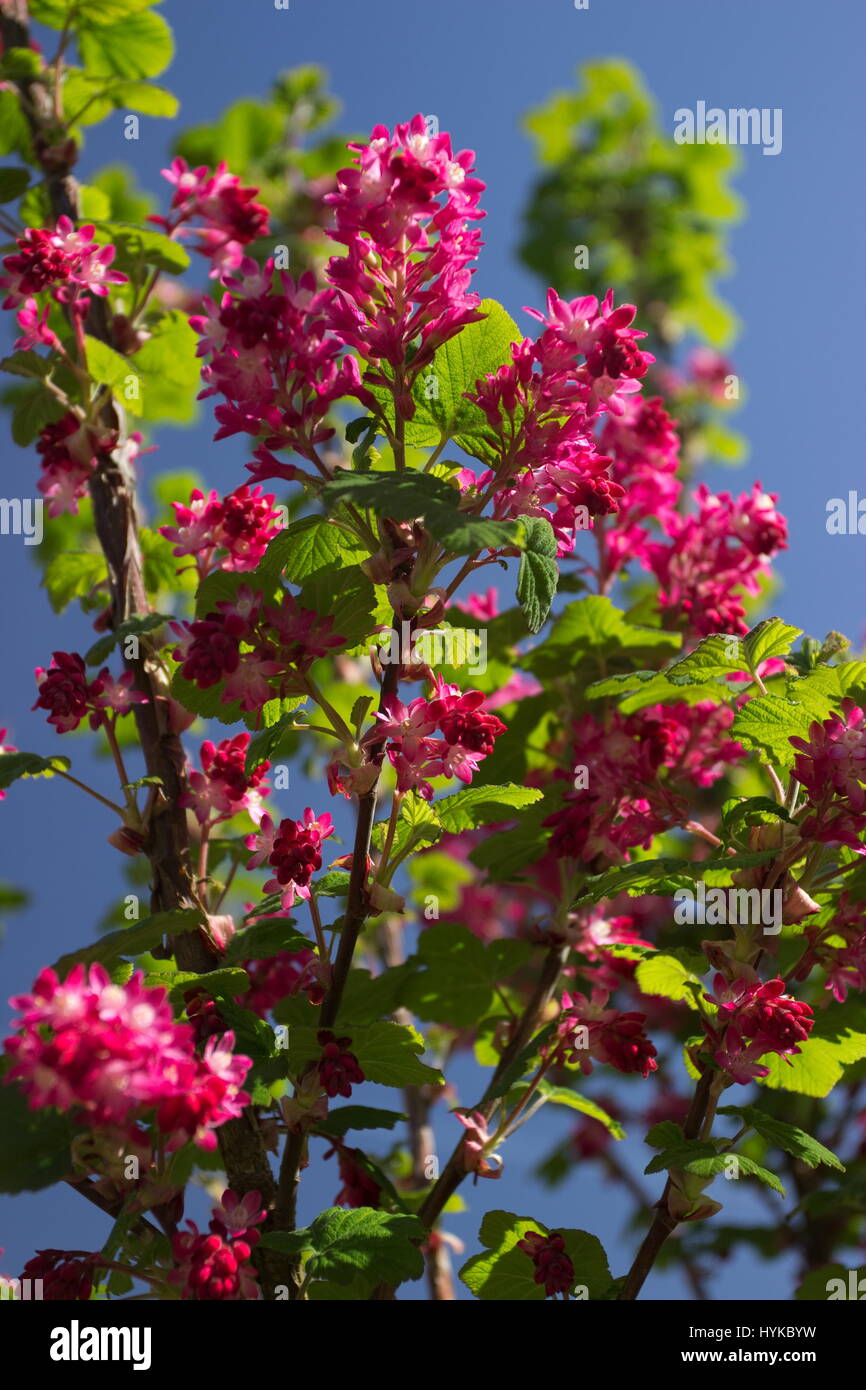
434, 783, 544, 833
717, 1104, 844, 1172
78, 10, 174, 81
84, 612, 169, 666
264, 1207, 424, 1289
743, 617, 802, 671
52, 908, 205, 975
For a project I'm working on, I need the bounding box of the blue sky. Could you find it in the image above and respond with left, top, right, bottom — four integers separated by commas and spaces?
0, 0, 863, 1299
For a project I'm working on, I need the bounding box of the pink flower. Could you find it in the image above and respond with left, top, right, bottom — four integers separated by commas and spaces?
180, 733, 270, 826
159, 485, 282, 577
0, 217, 126, 310
246, 808, 334, 910
703, 974, 814, 1084
0, 727, 17, 801
20, 1250, 102, 1301
33, 652, 146, 732
169, 1189, 264, 1300
790, 702, 866, 853
155, 159, 269, 277
454, 1109, 502, 1178
551, 989, 658, 1078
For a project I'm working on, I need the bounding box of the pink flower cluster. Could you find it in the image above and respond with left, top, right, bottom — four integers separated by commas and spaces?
551, 988, 658, 1078
33, 415, 144, 518
796, 895, 866, 1003
169, 1189, 265, 1301
246, 807, 334, 910
180, 733, 269, 826
5, 964, 252, 1150
468, 289, 655, 556
33, 651, 147, 733
155, 159, 270, 278
790, 701, 866, 853
366, 676, 506, 798
703, 973, 814, 1083
0, 216, 126, 347
170, 585, 344, 714
191, 263, 361, 469
545, 703, 741, 865
160, 485, 283, 578
325, 113, 486, 391
517, 1231, 575, 1298
19, 1249, 102, 1301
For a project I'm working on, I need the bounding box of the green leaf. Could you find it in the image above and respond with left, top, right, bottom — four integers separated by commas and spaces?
78, 11, 175, 81
224, 918, 311, 965
0, 89, 31, 158
536, 1082, 625, 1138
0, 1079, 73, 1193
525, 595, 679, 680
163, 966, 250, 1005
84, 612, 169, 666
259, 514, 367, 583
371, 791, 442, 869
645, 1141, 786, 1196
435, 783, 544, 833
459, 1211, 611, 1300
316, 1106, 407, 1138
717, 1104, 844, 1172
10, 383, 65, 445
731, 694, 819, 769
0, 167, 30, 202
285, 1021, 443, 1088
408, 298, 521, 441
32, 0, 161, 23
92, 222, 190, 275
0, 752, 71, 790
516, 516, 558, 634
0, 349, 53, 380
107, 81, 178, 118
52, 908, 205, 975
405, 924, 532, 1027
323, 468, 455, 520
262, 1208, 424, 1289
129, 309, 202, 420
743, 617, 802, 671
42, 550, 108, 613
635, 954, 705, 1011
84, 334, 130, 390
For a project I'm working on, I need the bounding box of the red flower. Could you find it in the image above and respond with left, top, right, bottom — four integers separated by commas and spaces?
316, 1030, 365, 1099
517, 1231, 575, 1298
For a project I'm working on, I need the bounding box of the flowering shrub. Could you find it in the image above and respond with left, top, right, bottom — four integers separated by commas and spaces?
0, 10, 862, 1311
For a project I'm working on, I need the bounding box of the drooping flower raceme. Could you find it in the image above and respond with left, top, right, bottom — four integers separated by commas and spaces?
180, 732, 270, 826
169, 1188, 265, 1300
703, 973, 815, 1083
33, 652, 147, 733
517, 1231, 575, 1298
246, 807, 334, 909
170, 585, 344, 714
